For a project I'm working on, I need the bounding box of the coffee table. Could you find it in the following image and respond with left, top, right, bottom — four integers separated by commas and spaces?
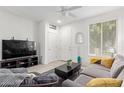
55, 63, 81, 79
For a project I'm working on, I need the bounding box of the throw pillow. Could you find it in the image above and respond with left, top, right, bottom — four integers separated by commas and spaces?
90, 56, 101, 64
86, 78, 122, 87
101, 57, 114, 68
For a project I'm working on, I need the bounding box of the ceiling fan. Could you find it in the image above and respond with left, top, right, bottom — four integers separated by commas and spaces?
57, 6, 82, 18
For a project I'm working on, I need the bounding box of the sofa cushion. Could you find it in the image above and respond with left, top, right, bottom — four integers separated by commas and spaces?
114, 54, 124, 61
88, 64, 110, 71
81, 67, 111, 78
86, 78, 122, 87
110, 59, 124, 78
74, 74, 93, 86
62, 79, 82, 87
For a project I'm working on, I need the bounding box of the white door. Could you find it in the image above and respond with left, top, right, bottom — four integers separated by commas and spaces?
47, 28, 58, 63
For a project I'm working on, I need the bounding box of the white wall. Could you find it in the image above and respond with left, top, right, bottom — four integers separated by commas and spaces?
0, 9, 37, 60
59, 8, 124, 63
59, 22, 88, 63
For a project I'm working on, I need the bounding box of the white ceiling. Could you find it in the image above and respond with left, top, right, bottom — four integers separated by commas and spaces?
0, 6, 123, 25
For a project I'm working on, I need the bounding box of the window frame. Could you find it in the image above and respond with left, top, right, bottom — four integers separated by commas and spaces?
88, 20, 117, 56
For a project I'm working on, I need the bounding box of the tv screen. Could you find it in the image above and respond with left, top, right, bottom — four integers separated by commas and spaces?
2, 40, 37, 59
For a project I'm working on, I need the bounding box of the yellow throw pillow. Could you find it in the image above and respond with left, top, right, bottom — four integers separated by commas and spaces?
101, 57, 114, 68
90, 56, 101, 64
86, 78, 122, 87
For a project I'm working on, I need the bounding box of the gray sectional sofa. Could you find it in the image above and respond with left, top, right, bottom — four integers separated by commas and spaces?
62, 55, 124, 87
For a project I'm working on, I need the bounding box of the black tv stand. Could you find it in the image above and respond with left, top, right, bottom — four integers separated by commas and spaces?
0, 55, 38, 68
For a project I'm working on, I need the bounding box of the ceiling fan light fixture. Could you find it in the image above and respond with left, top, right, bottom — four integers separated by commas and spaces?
57, 20, 62, 24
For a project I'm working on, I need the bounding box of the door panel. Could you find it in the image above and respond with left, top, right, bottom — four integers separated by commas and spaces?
47, 30, 58, 63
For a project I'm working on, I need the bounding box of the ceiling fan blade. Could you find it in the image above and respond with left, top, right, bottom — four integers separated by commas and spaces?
66, 6, 82, 11
68, 12, 77, 18
57, 6, 82, 12
56, 6, 79, 18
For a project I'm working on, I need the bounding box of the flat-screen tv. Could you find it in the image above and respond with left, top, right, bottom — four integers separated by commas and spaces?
2, 40, 37, 59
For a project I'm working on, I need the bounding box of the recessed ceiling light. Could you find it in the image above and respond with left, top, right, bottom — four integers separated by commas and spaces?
57, 20, 62, 24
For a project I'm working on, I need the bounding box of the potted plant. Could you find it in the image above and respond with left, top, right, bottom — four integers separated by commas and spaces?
67, 59, 72, 67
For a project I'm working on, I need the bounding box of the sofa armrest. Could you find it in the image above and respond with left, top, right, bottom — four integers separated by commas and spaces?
62, 79, 82, 87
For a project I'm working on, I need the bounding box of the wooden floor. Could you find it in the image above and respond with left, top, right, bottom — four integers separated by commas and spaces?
27, 60, 66, 74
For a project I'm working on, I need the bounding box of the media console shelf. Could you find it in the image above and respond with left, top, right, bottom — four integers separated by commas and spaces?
0, 55, 38, 68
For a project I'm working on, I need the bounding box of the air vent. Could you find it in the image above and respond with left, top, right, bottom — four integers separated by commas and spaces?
49, 24, 56, 30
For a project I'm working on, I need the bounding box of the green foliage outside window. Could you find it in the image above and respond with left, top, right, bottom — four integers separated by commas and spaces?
89, 20, 116, 56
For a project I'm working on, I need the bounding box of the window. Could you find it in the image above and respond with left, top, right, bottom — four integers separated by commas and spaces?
89, 20, 116, 56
